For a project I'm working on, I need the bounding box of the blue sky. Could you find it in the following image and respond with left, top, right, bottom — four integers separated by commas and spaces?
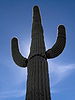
0, 0, 75, 100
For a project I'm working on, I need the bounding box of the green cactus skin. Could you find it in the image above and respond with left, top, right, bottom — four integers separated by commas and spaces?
11, 37, 28, 67
45, 25, 66, 59
11, 5, 66, 100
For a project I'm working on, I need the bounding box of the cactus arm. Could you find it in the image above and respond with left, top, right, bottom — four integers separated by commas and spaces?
11, 37, 28, 67
45, 25, 66, 59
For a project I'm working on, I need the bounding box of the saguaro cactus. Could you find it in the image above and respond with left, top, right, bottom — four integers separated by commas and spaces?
11, 6, 66, 100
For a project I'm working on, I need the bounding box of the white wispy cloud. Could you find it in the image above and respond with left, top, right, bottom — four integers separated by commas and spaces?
48, 61, 75, 87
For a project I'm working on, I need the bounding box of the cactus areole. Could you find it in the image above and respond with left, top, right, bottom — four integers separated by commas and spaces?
11, 6, 66, 100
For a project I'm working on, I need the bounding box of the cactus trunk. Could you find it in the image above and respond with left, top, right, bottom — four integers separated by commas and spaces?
26, 57, 51, 100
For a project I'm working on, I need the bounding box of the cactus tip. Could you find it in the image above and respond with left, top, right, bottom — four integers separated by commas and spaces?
58, 25, 65, 31
33, 5, 39, 13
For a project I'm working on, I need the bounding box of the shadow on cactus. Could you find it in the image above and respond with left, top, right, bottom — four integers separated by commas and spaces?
11, 5, 66, 100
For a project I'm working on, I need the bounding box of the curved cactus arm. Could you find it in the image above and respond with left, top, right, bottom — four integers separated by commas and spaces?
45, 25, 66, 59
11, 37, 28, 67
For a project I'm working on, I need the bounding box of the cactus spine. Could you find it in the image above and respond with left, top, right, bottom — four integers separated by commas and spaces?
11, 6, 66, 100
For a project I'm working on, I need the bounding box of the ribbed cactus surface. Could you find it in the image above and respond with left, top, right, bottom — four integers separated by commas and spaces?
11, 6, 66, 100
